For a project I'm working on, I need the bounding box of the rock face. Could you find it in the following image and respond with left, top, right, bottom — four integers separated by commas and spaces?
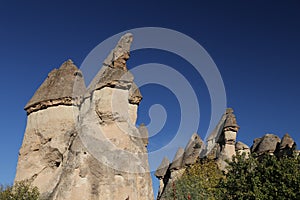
15, 34, 153, 200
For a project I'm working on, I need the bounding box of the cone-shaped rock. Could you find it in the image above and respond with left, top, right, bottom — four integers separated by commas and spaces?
223, 108, 240, 131
88, 33, 142, 104
183, 133, 203, 166
25, 59, 86, 114
138, 123, 149, 147
280, 133, 295, 149
170, 147, 184, 170
155, 157, 170, 178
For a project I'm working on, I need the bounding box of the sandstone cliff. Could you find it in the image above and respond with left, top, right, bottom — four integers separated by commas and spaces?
15, 34, 153, 200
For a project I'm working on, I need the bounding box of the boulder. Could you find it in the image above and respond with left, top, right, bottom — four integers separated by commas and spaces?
251, 134, 281, 155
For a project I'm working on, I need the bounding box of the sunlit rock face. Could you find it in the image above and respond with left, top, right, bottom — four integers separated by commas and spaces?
15, 34, 153, 200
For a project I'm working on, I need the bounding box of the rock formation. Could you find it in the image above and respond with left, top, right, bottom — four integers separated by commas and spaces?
235, 141, 250, 157
155, 108, 239, 199
154, 133, 205, 200
155, 107, 298, 199
15, 33, 153, 200
251, 133, 297, 158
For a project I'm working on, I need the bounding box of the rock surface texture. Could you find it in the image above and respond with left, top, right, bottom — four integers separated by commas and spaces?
15, 34, 153, 200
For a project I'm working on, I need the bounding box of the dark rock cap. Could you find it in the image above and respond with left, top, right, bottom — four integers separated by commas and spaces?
155, 157, 170, 178
88, 33, 142, 104
223, 108, 240, 130
25, 59, 86, 111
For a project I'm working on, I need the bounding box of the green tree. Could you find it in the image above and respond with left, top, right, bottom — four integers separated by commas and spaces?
218, 153, 300, 200
164, 160, 223, 200
0, 181, 39, 200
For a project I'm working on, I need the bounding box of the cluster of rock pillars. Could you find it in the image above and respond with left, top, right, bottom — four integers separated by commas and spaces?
15, 34, 298, 200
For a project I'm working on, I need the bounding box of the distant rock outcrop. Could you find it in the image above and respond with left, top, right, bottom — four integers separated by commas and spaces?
155, 108, 298, 200
15, 34, 153, 200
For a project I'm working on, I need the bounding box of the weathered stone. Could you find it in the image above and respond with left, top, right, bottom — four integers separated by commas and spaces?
217, 143, 236, 171
155, 157, 170, 179
169, 147, 184, 171
224, 130, 237, 145
129, 83, 143, 104
223, 108, 239, 131
280, 133, 295, 149
138, 123, 149, 147
103, 33, 133, 70
235, 141, 250, 151
182, 133, 203, 166
94, 66, 134, 90
235, 141, 250, 157
251, 137, 263, 153
15, 34, 154, 200
251, 134, 281, 155
204, 113, 227, 158
277, 133, 296, 157
25, 59, 86, 114
15, 105, 79, 199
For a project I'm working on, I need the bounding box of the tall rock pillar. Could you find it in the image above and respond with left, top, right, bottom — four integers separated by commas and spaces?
15, 60, 86, 197
15, 33, 154, 200
217, 108, 240, 170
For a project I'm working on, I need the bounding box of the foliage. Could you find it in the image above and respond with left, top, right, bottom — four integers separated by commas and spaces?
164, 160, 224, 199
218, 153, 300, 200
163, 153, 300, 200
0, 181, 39, 200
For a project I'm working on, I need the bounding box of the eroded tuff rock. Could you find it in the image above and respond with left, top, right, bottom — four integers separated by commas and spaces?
182, 133, 203, 166
24, 60, 86, 114
235, 141, 250, 157
277, 133, 296, 156
251, 134, 281, 155
169, 147, 184, 171
15, 34, 153, 200
251, 133, 297, 157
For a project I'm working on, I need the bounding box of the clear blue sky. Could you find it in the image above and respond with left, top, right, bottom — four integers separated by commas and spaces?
1, 0, 300, 197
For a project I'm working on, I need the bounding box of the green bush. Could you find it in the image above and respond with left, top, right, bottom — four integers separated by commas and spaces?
0, 180, 39, 200
219, 153, 300, 200
164, 160, 223, 199
163, 153, 300, 200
